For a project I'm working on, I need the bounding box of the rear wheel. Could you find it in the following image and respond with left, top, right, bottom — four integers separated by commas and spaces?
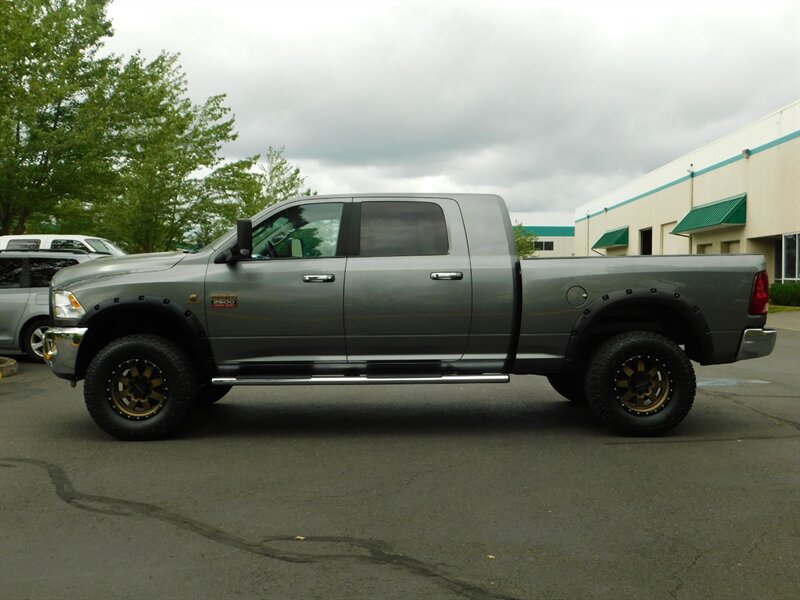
22, 318, 49, 361
585, 331, 695, 436
84, 335, 197, 440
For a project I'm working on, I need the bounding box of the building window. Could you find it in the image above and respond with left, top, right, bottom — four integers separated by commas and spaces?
696, 243, 712, 254
721, 240, 740, 254
639, 228, 653, 255
783, 233, 799, 281
534, 241, 554, 251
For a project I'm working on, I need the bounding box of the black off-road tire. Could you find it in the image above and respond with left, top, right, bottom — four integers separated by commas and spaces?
547, 373, 587, 404
84, 335, 197, 441
196, 383, 232, 406
585, 331, 696, 436
21, 317, 49, 361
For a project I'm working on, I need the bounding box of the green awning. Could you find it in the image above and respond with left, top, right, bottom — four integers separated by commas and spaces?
672, 194, 746, 235
592, 226, 629, 250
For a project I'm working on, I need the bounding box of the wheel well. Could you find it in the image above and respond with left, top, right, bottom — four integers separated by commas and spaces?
19, 315, 49, 348
75, 304, 213, 381
567, 297, 711, 367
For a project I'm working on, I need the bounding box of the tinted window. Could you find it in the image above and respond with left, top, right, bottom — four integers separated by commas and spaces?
251, 203, 343, 259
7, 239, 40, 250
0, 258, 23, 288
359, 202, 449, 257
51, 239, 88, 251
29, 258, 78, 287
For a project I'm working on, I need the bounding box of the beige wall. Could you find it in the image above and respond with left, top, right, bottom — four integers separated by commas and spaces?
574, 132, 799, 282
537, 236, 574, 257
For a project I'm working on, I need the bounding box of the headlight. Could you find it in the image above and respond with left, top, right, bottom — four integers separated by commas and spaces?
53, 290, 86, 320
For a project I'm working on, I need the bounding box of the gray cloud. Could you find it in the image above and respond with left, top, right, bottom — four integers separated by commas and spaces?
106, 0, 799, 218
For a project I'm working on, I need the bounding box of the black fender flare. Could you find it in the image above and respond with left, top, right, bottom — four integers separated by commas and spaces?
563, 288, 714, 366
75, 295, 214, 379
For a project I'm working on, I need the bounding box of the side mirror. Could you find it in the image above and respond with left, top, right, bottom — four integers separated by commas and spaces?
218, 219, 254, 264
236, 219, 253, 257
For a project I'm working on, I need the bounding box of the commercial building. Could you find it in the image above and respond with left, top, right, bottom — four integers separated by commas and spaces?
520, 225, 575, 257
573, 101, 799, 283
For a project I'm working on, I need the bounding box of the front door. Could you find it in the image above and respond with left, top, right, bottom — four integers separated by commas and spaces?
204, 201, 347, 366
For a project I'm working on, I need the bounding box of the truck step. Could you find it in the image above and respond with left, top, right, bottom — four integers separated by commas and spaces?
211, 374, 510, 386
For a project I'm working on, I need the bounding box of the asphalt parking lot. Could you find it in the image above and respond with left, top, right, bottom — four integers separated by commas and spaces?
1, 319, 798, 600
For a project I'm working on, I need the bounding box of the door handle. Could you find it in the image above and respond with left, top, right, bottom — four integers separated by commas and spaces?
302, 274, 336, 283
430, 272, 463, 280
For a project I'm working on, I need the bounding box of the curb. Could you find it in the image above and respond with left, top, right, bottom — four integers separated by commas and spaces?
0, 357, 19, 379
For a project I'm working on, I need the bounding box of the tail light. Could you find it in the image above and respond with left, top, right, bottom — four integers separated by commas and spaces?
748, 270, 770, 315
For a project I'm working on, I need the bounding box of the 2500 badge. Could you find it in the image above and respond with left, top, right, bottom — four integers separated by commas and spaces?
210, 293, 237, 309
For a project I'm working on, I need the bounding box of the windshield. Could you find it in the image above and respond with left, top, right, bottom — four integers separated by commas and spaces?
87, 238, 127, 256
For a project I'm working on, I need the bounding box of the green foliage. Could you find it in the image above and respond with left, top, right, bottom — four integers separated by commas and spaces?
1, 0, 315, 252
513, 222, 537, 258
244, 146, 315, 216
770, 282, 800, 307
0, 0, 116, 234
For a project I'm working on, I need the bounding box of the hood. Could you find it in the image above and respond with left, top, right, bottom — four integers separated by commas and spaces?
51, 252, 187, 289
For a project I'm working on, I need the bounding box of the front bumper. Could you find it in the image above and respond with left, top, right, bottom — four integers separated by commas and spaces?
44, 327, 87, 380
736, 328, 777, 361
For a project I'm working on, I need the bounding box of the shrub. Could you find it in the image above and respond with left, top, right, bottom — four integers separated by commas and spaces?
770, 282, 800, 306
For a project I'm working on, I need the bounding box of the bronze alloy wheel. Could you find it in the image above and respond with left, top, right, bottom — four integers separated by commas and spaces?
107, 359, 169, 420
614, 354, 672, 415
586, 332, 696, 436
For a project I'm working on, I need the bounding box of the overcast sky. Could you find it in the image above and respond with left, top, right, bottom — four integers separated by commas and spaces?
103, 0, 799, 225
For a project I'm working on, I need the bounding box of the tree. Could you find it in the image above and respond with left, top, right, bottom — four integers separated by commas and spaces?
181, 146, 316, 251
0, 0, 116, 234
1, 1, 315, 251
514, 222, 538, 258
91, 52, 261, 253
252, 146, 315, 212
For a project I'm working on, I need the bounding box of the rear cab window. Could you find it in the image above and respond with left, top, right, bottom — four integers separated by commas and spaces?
358, 201, 449, 257
6, 239, 40, 251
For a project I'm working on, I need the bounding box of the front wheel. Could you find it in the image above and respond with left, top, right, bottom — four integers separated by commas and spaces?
585, 332, 696, 436
84, 335, 197, 440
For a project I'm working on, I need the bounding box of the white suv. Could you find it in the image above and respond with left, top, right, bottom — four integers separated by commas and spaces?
0, 234, 126, 256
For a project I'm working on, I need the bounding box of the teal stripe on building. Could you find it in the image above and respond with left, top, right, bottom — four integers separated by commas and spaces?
521, 226, 575, 237
575, 129, 800, 223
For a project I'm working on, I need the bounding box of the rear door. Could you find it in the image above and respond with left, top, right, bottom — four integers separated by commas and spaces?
344, 197, 472, 363
0, 257, 30, 348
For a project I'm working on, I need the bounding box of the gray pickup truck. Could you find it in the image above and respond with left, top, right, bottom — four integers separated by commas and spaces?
44, 194, 776, 440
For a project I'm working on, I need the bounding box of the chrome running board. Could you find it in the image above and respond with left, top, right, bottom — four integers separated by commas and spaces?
211, 374, 510, 386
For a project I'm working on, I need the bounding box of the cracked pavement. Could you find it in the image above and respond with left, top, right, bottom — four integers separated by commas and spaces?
1, 328, 798, 599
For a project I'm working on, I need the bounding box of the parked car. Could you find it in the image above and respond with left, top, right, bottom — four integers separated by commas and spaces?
43, 193, 776, 440
0, 250, 98, 360
0, 234, 126, 256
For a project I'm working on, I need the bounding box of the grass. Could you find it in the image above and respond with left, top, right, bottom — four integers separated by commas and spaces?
770, 305, 800, 313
